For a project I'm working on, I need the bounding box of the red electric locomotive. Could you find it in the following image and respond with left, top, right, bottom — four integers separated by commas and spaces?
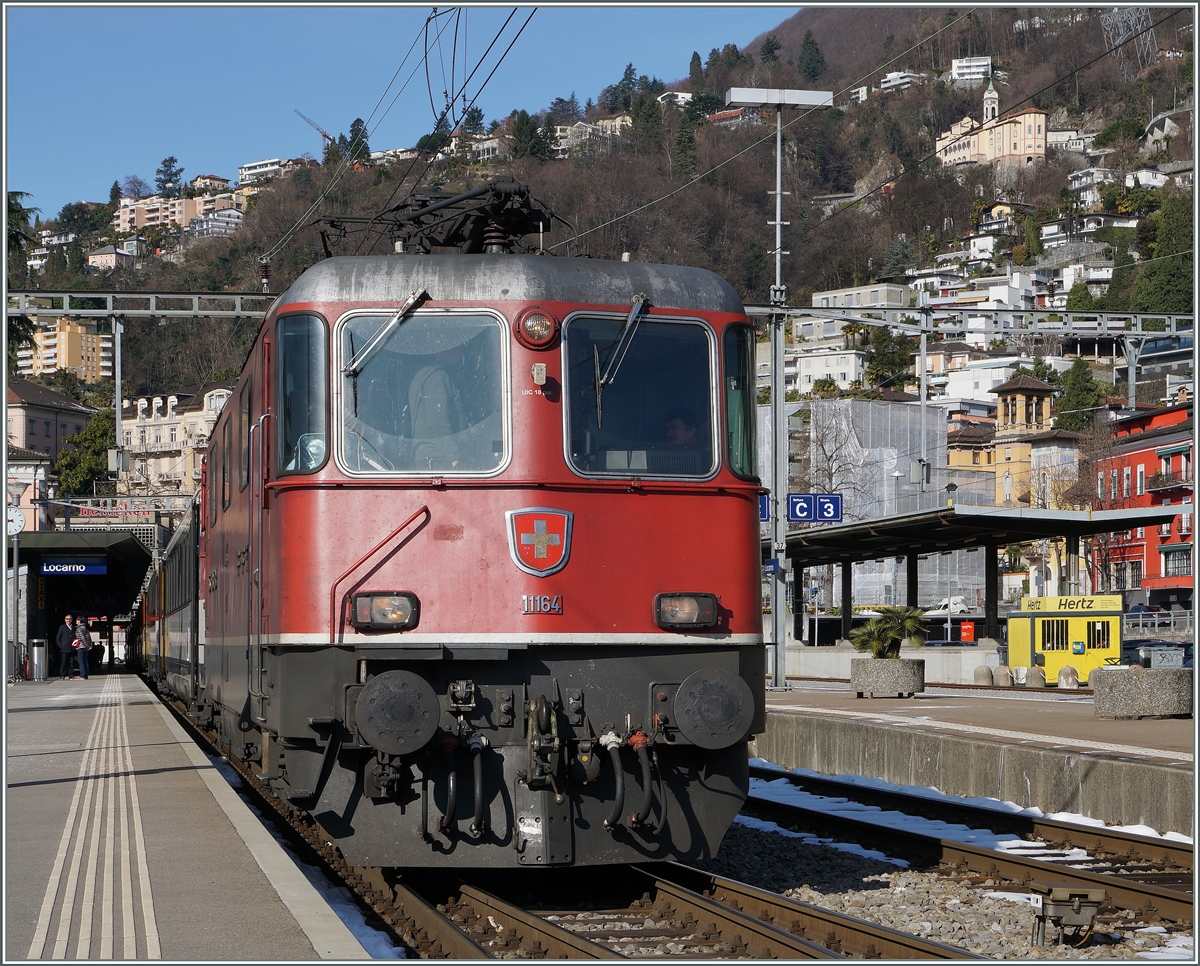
159, 181, 765, 868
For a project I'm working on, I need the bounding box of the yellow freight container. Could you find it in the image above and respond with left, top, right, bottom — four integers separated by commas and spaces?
1007, 595, 1124, 685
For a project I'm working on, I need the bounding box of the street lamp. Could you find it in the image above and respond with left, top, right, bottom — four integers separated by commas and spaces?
725, 87, 832, 690
7, 479, 30, 678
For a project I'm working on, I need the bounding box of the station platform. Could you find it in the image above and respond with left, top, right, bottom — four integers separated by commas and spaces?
755, 682, 1194, 838
5, 673, 372, 961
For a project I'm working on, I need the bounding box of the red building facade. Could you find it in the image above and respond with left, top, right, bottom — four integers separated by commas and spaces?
1089, 402, 1193, 611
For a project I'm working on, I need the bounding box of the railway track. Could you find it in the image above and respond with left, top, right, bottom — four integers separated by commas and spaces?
157, 690, 982, 959
397, 865, 985, 959
745, 766, 1193, 926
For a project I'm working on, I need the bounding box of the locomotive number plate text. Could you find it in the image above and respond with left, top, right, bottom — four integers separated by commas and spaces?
522, 594, 563, 615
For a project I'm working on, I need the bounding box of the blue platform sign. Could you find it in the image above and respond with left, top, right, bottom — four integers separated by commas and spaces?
41, 556, 107, 576
815, 494, 844, 522
786, 494, 815, 522
759, 494, 770, 522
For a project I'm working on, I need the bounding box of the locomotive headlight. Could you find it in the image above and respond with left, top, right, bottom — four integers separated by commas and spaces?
514, 307, 559, 348
351, 592, 420, 630
655, 593, 718, 629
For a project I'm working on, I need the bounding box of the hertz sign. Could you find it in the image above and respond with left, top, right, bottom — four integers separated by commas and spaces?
1020, 595, 1123, 612
41, 556, 107, 576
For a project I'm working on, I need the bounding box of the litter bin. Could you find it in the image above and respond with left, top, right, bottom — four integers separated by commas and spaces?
30, 639, 46, 681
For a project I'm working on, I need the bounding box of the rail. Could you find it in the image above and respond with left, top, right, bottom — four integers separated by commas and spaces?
748, 765, 1193, 875
744, 785, 1193, 923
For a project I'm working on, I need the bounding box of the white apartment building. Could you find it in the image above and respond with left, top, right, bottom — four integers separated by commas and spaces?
878, 70, 928, 93
941, 355, 1070, 401
796, 346, 868, 391
118, 385, 231, 496
237, 158, 286, 184
187, 208, 244, 238
1067, 167, 1119, 208
811, 283, 911, 311
950, 56, 992, 85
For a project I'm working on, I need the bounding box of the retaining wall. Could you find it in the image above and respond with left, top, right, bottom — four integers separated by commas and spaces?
751, 709, 1194, 836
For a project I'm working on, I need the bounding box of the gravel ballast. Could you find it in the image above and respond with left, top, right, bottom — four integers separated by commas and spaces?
696, 821, 1193, 960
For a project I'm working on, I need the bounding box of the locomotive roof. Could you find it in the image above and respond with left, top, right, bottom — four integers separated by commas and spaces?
278, 254, 745, 315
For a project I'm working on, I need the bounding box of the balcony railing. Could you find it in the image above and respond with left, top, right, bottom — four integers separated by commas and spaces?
1147, 471, 1193, 492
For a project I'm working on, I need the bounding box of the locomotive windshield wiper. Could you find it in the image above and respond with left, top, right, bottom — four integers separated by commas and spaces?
593, 293, 649, 429
342, 289, 429, 378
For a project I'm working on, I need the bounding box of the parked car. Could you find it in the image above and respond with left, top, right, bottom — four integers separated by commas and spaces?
1127, 604, 1172, 626
1121, 638, 1193, 665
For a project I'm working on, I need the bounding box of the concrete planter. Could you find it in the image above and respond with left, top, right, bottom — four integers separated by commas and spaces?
1091, 667, 1193, 719
850, 658, 925, 698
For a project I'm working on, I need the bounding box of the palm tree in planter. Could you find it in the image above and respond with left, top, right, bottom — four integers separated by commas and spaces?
849, 606, 929, 697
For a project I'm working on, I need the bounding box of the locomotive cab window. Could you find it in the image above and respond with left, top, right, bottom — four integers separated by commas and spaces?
238, 378, 252, 491
564, 315, 716, 478
723, 325, 758, 480
337, 312, 505, 475
278, 315, 328, 474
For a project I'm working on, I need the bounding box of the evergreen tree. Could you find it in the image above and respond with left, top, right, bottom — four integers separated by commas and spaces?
672, 114, 697, 180
1055, 359, 1102, 432
1064, 281, 1094, 310
1099, 230, 1136, 310
462, 106, 486, 135
721, 43, 743, 69
603, 63, 638, 112
415, 116, 451, 154
706, 47, 722, 70
322, 137, 341, 166
546, 93, 583, 126
689, 51, 704, 91
109, 180, 122, 204
878, 236, 914, 278
797, 30, 826, 82
759, 35, 783, 63
1129, 192, 1194, 312
347, 118, 370, 161
154, 157, 184, 198
508, 110, 552, 160
685, 92, 723, 125
864, 326, 917, 388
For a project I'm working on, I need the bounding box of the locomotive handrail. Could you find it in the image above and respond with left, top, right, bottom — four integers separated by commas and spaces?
328, 505, 430, 643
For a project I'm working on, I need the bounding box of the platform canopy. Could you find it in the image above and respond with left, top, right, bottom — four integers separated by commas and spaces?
782, 504, 1188, 568
11, 530, 153, 620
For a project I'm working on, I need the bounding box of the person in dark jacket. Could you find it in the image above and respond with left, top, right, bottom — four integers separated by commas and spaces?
74, 617, 93, 680
56, 615, 77, 680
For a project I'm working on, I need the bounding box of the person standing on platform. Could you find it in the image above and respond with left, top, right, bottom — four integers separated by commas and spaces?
73, 616, 93, 680
56, 615, 77, 680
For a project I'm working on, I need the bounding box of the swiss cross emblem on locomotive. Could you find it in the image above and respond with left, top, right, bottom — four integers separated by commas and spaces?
506, 508, 573, 577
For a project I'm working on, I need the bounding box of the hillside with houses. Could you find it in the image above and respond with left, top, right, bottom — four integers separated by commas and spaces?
6, 6, 1194, 620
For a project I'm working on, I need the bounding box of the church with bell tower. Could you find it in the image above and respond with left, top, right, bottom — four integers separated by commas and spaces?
936, 75, 1047, 168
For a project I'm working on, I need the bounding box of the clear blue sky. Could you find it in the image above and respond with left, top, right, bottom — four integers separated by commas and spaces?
6, 4, 800, 220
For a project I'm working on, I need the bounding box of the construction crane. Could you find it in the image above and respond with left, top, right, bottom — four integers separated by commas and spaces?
293, 108, 334, 147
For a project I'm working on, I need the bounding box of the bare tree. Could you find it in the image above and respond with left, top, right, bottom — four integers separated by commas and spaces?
121, 175, 151, 199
